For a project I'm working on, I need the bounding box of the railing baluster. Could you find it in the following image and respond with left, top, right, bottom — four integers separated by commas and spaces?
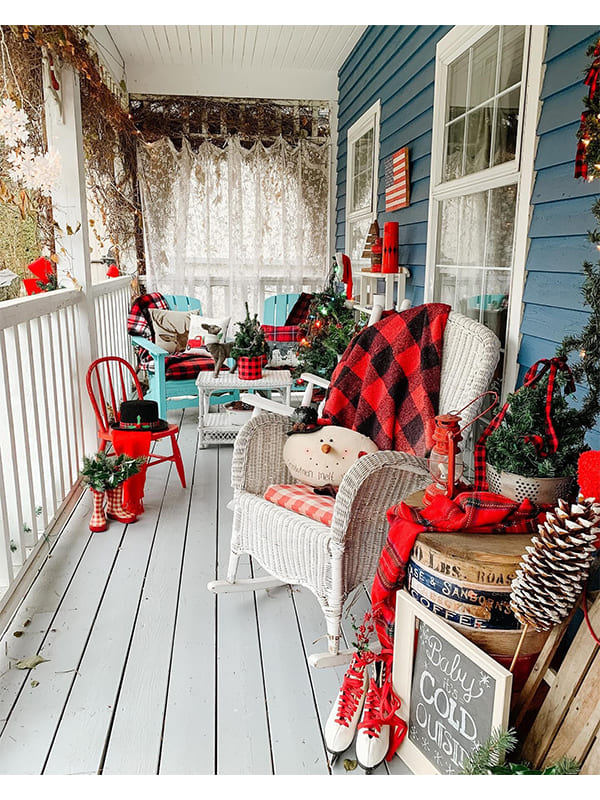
36, 314, 58, 525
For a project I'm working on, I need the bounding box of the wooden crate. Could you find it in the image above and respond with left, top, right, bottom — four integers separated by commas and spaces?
514, 593, 600, 773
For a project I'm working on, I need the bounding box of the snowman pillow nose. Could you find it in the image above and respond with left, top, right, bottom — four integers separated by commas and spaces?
321, 443, 331, 453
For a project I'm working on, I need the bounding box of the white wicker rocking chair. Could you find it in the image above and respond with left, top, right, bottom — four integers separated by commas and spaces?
208, 311, 501, 667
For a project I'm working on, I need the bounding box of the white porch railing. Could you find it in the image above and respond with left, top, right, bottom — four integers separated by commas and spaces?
0, 276, 134, 610
92, 275, 135, 362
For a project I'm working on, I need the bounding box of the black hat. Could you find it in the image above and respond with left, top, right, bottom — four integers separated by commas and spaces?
286, 405, 323, 435
111, 399, 169, 433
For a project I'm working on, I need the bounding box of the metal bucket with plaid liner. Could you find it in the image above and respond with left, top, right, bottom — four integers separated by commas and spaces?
237, 355, 264, 381
486, 463, 575, 506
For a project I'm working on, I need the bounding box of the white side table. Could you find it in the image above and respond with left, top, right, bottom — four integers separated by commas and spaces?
196, 369, 292, 448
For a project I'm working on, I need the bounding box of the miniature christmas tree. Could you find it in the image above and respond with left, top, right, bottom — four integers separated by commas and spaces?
295, 275, 361, 379
231, 302, 269, 360
485, 215, 600, 478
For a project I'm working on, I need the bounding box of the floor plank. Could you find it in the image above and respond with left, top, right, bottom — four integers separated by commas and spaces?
0, 411, 411, 776
101, 416, 195, 774
159, 438, 219, 774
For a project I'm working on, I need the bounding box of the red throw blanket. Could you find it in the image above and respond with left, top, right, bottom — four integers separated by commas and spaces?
322, 303, 450, 453
112, 429, 152, 516
371, 491, 545, 650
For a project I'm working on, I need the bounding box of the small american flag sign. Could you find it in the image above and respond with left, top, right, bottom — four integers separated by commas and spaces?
384, 147, 409, 211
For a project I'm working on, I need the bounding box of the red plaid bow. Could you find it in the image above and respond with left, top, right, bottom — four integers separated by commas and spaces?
473, 356, 575, 490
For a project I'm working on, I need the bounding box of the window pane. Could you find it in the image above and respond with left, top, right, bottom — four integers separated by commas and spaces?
348, 218, 371, 264
435, 266, 485, 311
444, 117, 465, 181
464, 103, 493, 175
486, 184, 517, 268
447, 50, 469, 121
468, 28, 499, 109
351, 129, 373, 213
499, 27, 525, 92
493, 87, 520, 166
437, 191, 488, 268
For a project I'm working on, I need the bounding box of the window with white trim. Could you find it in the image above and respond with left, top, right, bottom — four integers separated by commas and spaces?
426, 25, 545, 397
345, 100, 381, 268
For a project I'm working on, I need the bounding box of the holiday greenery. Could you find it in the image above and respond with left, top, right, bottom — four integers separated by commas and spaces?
461, 727, 579, 775
575, 38, 600, 182
80, 451, 146, 492
295, 274, 362, 379
486, 216, 600, 478
230, 302, 269, 360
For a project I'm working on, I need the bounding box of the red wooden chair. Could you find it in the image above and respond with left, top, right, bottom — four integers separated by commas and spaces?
85, 356, 186, 488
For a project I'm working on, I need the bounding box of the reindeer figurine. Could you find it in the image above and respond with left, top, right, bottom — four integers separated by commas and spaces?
201, 323, 238, 377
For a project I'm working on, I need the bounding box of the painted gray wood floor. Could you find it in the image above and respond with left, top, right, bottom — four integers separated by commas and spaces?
0, 408, 411, 776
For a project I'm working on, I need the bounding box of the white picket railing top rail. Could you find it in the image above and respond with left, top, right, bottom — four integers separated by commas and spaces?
91, 275, 133, 298
0, 288, 83, 332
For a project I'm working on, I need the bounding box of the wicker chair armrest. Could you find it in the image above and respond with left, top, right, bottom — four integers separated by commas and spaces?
329, 450, 431, 552
231, 413, 293, 495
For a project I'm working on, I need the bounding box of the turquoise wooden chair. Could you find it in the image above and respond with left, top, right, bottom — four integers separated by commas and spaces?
130, 294, 237, 419
263, 292, 300, 326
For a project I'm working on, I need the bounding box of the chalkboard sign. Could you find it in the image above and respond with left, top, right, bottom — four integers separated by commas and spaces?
392, 590, 512, 775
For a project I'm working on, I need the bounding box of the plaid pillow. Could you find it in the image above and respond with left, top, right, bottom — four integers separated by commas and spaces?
285, 292, 312, 325
261, 324, 302, 342
264, 484, 335, 527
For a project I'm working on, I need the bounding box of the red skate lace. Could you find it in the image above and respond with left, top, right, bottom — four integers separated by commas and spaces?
357, 674, 408, 760
334, 652, 371, 726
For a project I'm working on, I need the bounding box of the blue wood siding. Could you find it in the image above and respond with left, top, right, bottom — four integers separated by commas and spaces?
337, 25, 600, 446
336, 25, 450, 306
520, 26, 600, 447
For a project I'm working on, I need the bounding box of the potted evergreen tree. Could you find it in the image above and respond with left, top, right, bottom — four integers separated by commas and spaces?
231, 302, 270, 380
484, 259, 600, 505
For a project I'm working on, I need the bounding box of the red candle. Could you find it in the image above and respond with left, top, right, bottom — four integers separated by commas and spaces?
382, 222, 399, 273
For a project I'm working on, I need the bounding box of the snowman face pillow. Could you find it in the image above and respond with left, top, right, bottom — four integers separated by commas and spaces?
283, 425, 379, 488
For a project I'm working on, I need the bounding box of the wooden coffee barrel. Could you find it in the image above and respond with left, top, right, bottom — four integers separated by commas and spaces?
407, 531, 549, 690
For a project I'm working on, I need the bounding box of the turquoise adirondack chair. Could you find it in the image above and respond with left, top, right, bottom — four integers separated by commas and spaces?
130, 294, 238, 419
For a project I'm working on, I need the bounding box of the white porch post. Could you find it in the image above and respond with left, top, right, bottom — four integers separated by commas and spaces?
43, 61, 98, 455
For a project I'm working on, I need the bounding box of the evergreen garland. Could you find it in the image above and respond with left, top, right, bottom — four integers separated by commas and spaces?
80, 451, 145, 492
461, 727, 579, 775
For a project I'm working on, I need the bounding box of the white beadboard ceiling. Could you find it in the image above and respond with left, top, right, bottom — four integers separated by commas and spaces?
100, 25, 367, 101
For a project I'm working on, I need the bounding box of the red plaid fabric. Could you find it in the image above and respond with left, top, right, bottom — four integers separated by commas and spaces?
473, 356, 576, 490
285, 292, 312, 325
322, 303, 450, 454
128, 292, 216, 379
164, 353, 216, 379
261, 324, 302, 342
371, 491, 544, 650
238, 356, 264, 381
264, 484, 335, 526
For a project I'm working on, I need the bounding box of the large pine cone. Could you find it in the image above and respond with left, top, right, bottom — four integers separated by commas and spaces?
510, 495, 600, 630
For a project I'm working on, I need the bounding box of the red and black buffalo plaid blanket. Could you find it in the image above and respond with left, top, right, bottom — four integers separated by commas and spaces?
127, 292, 215, 380
371, 491, 544, 652
322, 303, 450, 453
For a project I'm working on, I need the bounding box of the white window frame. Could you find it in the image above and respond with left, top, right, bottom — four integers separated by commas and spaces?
425, 25, 547, 397
345, 99, 381, 271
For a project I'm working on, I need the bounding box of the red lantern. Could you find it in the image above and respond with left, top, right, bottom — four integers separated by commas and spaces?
424, 392, 499, 503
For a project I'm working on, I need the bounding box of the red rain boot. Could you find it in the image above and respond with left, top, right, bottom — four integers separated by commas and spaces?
106, 485, 138, 524
89, 489, 107, 532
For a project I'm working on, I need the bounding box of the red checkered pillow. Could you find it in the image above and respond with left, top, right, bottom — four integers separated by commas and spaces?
264, 484, 335, 527
261, 324, 302, 342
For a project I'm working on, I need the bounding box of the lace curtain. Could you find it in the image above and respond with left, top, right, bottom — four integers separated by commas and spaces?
137, 135, 330, 322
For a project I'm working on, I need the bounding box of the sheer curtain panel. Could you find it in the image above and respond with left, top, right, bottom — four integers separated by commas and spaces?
137, 135, 330, 321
